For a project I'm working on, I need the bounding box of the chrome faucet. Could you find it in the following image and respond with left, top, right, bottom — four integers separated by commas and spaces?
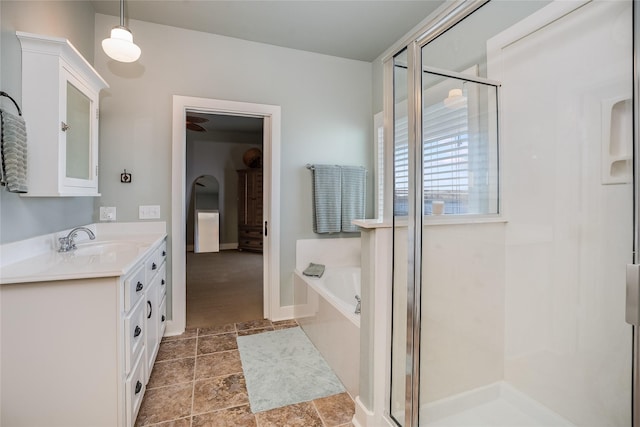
58, 226, 96, 252
355, 295, 361, 314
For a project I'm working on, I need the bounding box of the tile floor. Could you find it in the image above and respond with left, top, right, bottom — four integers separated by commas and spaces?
135, 319, 355, 427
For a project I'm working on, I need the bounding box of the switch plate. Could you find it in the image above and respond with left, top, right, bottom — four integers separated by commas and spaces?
99, 206, 116, 221
139, 205, 160, 219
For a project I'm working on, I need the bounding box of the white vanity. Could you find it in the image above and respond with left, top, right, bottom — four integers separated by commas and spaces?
0, 222, 167, 427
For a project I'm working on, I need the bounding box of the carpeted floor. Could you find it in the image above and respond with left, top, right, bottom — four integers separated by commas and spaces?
186, 250, 263, 327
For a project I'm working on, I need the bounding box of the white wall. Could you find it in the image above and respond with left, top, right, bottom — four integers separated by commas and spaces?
0, 1, 97, 244
93, 14, 373, 308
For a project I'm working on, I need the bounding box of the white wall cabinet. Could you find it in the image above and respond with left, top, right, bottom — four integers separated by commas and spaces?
16, 31, 108, 197
0, 237, 167, 427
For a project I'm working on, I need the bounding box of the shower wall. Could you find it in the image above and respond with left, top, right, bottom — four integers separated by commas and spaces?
389, 1, 633, 426
420, 223, 506, 402
494, 1, 633, 425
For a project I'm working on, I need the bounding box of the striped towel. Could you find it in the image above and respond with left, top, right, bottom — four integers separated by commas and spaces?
340, 166, 366, 232
312, 165, 341, 233
0, 109, 28, 193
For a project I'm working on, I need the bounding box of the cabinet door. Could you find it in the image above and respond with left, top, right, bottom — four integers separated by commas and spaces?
144, 277, 160, 383
60, 68, 99, 191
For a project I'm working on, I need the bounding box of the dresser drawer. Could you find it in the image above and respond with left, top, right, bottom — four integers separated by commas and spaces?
126, 352, 146, 427
238, 227, 262, 239
124, 298, 145, 376
124, 266, 146, 312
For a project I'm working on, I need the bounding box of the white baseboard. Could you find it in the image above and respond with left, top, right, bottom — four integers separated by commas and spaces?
271, 304, 295, 321
353, 396, 375, 427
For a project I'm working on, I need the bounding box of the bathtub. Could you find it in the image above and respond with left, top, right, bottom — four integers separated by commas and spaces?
294, 266, 361, 398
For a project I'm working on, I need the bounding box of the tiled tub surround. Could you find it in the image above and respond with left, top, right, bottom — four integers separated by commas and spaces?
293, 238, 361, 399
0, 222, 167, 427
136, 319, 355, 426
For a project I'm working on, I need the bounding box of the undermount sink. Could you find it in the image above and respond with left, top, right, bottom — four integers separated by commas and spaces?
73, 241, 145, 256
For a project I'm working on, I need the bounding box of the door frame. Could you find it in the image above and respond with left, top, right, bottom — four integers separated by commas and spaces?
168, 95, 281, 335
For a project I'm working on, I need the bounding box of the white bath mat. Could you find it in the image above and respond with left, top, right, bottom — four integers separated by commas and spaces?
237, 326, 345, 413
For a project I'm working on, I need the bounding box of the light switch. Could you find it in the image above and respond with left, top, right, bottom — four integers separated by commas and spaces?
139, 205, 160, 219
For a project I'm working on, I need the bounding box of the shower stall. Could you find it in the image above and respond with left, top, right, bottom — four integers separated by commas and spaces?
387, 0, 637, 426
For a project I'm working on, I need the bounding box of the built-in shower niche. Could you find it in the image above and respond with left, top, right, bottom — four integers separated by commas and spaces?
602, 97, 632, 185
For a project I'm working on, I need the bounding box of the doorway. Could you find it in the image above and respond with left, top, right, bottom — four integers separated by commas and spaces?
169, 96, 282, 336
185, 113, 264, 327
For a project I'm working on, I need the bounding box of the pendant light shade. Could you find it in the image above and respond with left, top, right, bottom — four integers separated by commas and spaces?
102, 0, 141, 62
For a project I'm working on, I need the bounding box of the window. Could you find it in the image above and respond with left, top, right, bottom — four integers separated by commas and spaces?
392, 68, 499, 217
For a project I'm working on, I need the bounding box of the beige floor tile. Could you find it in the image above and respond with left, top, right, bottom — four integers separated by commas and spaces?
192, 405, 257, 427
156, 338, 197, 362
197, 333, 238, 355
255, 401, 323, 427
237, 327, 274, 336
195, 350, 243, 380
135, 383, 193, 426
313, 392, 355, 426
145, 417, 191, 427
192, 373, 249, 415
236, 319, 272, 331
147, 357, 195, 389
161, 328, 198, 342
198, 323, 236, 337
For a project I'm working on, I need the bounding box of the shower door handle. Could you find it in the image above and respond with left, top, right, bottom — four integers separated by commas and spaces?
626, 264, 640, 325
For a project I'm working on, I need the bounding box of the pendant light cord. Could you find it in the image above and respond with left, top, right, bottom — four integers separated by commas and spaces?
120, 0, 125, 27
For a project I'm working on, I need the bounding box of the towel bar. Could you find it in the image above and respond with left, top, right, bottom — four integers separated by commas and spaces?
0, 91, 22, 116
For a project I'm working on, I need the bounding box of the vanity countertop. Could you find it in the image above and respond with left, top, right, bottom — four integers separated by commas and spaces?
0, 222, 166, 285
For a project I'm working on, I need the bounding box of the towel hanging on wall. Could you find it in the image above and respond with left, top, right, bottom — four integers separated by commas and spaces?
0, 91, 28, 193
311, 164, 342, 233
340, 166, 366, 232
308, 164, 366, 234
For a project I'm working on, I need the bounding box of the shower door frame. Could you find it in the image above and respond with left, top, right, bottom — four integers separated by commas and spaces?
387, 0, 640, 426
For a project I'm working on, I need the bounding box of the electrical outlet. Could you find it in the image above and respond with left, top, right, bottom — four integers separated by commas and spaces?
99, 206, 116, 221
139, 205, 160, 219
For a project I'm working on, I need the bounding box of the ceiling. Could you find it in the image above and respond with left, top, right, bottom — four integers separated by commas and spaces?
90, 0, 445, 62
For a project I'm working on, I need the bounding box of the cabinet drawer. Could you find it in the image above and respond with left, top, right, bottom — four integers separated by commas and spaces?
159, 240, 167, 265
124, 266, 146, 312
126, 352, 146, 427
158, 264, 167, 299
124, 298, 145, 376
159, 295, 167, 339
145, 250, 160, 282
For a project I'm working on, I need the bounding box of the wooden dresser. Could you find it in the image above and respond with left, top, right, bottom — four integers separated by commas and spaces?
237, 169, 263, 252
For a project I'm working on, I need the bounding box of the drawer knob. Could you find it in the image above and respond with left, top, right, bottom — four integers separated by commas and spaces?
134, 325, 142, 338
135, 381, 142, 395
152, 262, 157, 270
161, 315, 166, 322
161, 279, 165, 285
162, 250, 166, 257
147, 301, 152, 319
136, 282, 143, 292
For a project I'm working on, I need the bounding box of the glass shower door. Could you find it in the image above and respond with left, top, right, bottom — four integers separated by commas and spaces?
389, 0, 635, 426
418, 1, 634, 426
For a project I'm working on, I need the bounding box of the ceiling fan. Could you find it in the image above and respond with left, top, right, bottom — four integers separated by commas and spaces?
186, 115, 208, 132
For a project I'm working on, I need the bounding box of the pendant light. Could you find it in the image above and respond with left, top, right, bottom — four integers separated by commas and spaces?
102, 0, 141, 63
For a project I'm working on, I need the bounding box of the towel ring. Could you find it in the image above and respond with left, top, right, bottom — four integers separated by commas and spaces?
0, 91, 22, 116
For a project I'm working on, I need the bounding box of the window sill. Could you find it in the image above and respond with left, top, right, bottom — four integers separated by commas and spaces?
391, 215, 507, 228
